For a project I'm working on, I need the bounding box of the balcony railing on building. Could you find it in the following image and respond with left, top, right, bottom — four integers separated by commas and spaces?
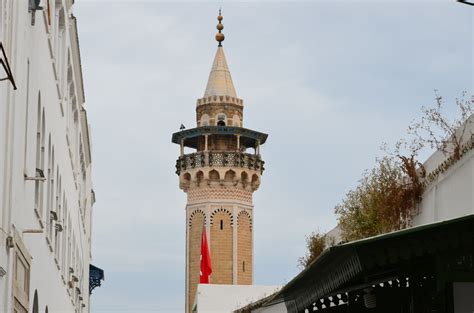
176, 152, 264, 175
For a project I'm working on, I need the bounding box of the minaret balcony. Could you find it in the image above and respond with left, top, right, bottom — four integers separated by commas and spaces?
175, 151, 264, 175
172, 126, 268, 150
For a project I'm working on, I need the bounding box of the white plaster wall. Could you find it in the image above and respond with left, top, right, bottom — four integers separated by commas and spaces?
0, 0, 94, 312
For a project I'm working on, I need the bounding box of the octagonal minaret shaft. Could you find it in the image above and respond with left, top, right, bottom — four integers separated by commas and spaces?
172, 12, 268, 313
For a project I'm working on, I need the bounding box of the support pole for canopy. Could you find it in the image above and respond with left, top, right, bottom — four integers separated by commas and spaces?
180, 139, 184, 156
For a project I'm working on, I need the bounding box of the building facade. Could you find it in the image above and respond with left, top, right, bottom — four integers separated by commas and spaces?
0, 1, 98, 312
172, 14, 268, 313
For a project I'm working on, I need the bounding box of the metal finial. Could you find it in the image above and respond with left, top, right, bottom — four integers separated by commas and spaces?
215, 9, 225, 47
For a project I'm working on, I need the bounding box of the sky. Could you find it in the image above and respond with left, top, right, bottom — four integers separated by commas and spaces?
74, 1, 473, 312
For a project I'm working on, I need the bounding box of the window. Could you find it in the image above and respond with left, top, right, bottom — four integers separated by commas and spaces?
55, 5, 66, 93
200, 114, 210, 127
217, 114, 226, 126
45, 136, 52, 226
61, 208, 68, 277
46, 145, 55, 241
23, 60, 30, 171
34, 98, 43, 216
232, 114, 241, 127
220, 220, 223, 230
12, 232, 31, 313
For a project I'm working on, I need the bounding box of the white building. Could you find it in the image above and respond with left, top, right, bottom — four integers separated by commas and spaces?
0, 1, 101, 313
193, 284, 281, 313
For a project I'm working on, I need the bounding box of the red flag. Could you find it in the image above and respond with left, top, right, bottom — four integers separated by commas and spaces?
200, 226, 212, 284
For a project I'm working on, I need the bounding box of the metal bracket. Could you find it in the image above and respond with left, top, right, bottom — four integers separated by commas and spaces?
0, 42, 17, 90
28, 0, 43, 26
457, 0, 474, 5
24, 168, 46, 181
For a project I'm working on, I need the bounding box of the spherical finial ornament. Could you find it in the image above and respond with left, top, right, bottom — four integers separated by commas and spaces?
215, 32, 225, 43
215, 10, 225, 46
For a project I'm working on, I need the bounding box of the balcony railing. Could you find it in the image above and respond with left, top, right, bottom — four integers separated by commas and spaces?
176, 152, 264, 175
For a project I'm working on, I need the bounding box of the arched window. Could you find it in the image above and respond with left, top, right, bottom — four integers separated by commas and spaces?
46, 135, 52, 225
232, 114, 241, 127
216, 114, 226, 126
251, 174, 260, 189
34, 95, 42, 216
209, 170, 220, 181
200, 114, 210, 126
224, 170, 235, 182
196, 171, 204, 185
183, 172, 191, 185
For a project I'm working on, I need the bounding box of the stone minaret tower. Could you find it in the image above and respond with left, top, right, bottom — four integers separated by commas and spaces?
172, 12, 268, 313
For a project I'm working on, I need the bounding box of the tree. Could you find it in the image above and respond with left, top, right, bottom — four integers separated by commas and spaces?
409, 90, 473, 160
298, 232, 326, 268
299, 92, 473, 266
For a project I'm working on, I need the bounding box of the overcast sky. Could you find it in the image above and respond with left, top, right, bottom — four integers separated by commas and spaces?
75, 1, 472, 312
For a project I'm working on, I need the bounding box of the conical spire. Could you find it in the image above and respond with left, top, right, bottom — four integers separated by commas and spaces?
203, 46, 237, 98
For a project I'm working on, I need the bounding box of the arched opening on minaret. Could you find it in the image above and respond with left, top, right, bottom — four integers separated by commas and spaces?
251, 174, 260, 190
237, 211, 252, 284
211, 209, 233, 285
241, 171, 249, 186
188, 210, 206, 312
217, 113, 227, 126
232, 114, 241, 127
183, 172, 191, 186
196, 171, 204, 185
209, 169, 220, 181
200, 114, 210, 127
224, 170, 236, 182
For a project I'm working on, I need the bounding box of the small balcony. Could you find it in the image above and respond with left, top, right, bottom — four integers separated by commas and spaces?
176, 152, 264, 175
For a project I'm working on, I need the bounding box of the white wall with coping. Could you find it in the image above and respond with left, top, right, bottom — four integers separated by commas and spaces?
194, 284, 282, 313
413, 115, 473, 226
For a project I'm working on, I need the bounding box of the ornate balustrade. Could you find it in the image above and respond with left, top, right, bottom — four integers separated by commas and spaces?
176, 152, 264, 175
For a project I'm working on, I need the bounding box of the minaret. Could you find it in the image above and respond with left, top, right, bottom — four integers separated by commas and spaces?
172, 12, 268, 313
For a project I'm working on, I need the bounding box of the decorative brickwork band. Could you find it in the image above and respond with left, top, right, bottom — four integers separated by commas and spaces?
187, 187, 253, 204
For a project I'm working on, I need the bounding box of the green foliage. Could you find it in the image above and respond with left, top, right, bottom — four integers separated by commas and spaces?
299, 92, 472, 266
335, 156, 423, 242
298, 232, 326, 268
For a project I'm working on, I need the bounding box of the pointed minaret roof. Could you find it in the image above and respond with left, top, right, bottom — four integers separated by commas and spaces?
203, 11, 237, 98
203, 46, 237, 98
